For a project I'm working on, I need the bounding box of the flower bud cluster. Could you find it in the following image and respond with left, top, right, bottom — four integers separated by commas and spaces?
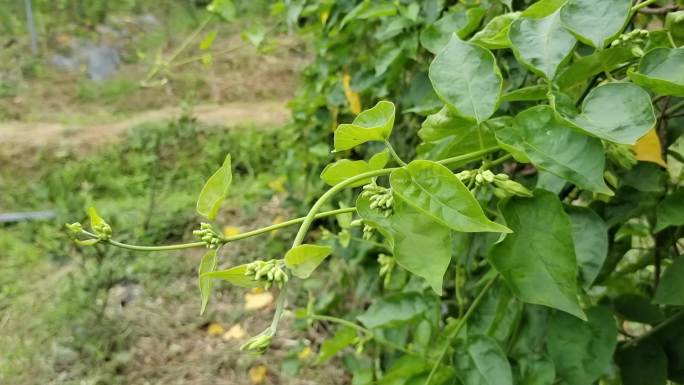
361, 181, 394, 217
245, 259, 289, 289
92, 221, 112, 240
610, 29, 649, 56
193, 223, 222, 248
457, 169, 532, 198
377, 253, 395, 287
605, 141, 637, 170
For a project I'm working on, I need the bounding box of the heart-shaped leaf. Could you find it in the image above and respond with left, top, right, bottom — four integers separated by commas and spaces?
429, 34, 502, 124
320, 151, 389, 187
509, 10, 576, 80
488, 190, 586, 320
284, 244, 332, 279
201, 264, 263, 288
496, 106, 612, 195
560, 0, 632, 48
198, 249, 218, 315
390, 160, 511, 233
629, 47, 684, 97
569, 82, 656, 145
334, 101, 396, 151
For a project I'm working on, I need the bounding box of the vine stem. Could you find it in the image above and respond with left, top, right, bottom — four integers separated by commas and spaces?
631, 0, 658, 12
290, 146, 501, 248
424, 274, 499, 385
80, 207, 357, 252
621, 310, 684, 349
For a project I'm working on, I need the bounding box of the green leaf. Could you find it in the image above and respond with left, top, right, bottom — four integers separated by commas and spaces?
667, 11, 684, 46
560, 0, 631, 48
199, 30, 217, 51
496, 106, 613, 195
521, 0, 566, 18
655, 188, 684, 232
420, 7, 486, 54
357, 292, 430, 329
653, 257, 684, 305
488, 190, 586, 320
616, 341, 669, 385
206, 0, 236, 21
470, 12, 521, 50
509, 10, 576, 80
334, 101, 396, 151
316, 326, 357, 364
241, 23, 266, 48
198, 249, 217, 315
566, 206, 608, 288
629, 48, 684, 97
613, 294, 665, 324
501, 85, 548, 102
196, 154, 232, 220
284, 244, 332, 279
569, 82, 656, 145
429, 35, 503, 124
469, 281, 523, 344
201, 264, 262, 288
357, 195, 452, 294
390, 160, 511, 233
513, 355, 556, 385
454, 335, 513, 385
320, 151, 389, 187
417, 109, 499, 161
340, 1, 397, 28
557, 47, 637, 90
547, 307, 618, 385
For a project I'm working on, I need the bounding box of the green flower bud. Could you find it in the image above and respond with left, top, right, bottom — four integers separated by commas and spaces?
240, 330, 273, 355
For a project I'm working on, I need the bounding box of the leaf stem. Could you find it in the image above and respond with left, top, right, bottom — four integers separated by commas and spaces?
621, 309, 684, 349
665, 100, 684, 116
424, 274, 499, 385
384, 140, 407, 166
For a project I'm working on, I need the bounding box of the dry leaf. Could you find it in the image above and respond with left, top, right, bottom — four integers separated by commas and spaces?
223, 225, 241, 237
222, 324, 247, 341
342, 73, 362, 115
207, 322, 225, 336
634, 128, 667, 167
298, 346, 312, 360
245, 291, 274, 311
249, 365, 268, 384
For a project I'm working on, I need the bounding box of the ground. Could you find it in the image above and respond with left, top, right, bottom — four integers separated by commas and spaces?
0, 12, 347, 385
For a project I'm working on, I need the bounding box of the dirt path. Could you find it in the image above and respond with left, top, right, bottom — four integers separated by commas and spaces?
0, 100, 290, 160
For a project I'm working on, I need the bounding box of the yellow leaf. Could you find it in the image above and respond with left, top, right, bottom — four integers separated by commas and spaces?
342, 73, 362, 115
207, 322, 225, 336
320, 10, 330, 25
245, 291, 274, 311
634, 128, 667, 167
249, 365, 268, 384
298, 346, 312, 360
268, 176, 286, 193
222, 324, 247, 341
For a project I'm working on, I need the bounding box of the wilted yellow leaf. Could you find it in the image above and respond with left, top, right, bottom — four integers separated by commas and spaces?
249, 365, 268, 384
298, 346, 312, 360
245, 291, 274, 311
268, 176, 286, 193
342, 73, 362, 115
634, 128, 667, 167
207, 322, 225, 336
223, 225, 241, 237
222, 324, 247, 341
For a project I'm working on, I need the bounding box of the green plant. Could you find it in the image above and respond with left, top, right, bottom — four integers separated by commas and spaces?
69, 1, 684, 384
